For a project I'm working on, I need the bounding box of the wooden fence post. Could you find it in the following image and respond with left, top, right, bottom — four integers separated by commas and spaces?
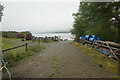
106, 43, 119, 61
38, 37, 41, 46
40, 38, 41, 46
25, 43, 28, 51
38, 39, 40, 46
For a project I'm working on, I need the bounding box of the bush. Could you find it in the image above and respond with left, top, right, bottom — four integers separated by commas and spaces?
3, 44, 44, 68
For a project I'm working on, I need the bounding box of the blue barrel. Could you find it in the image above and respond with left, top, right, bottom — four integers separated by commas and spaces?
92, 35, 98, 40
89, 37, 95, 42
98, 38, 103, 41
80, 36, 85, 39
85, 35, 92, 40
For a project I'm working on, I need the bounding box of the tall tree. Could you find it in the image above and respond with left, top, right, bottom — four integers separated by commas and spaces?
71, 2, 120, 43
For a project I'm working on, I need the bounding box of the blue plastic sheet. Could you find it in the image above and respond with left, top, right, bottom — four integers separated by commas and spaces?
89, 37, 95, 42
85, 35, 93, 40
97, 38, 104, 41
92, 35, 98, 40
80, 36, 85, 39
85, 44, 88, 46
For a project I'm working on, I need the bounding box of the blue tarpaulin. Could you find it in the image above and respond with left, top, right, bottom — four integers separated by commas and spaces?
92, 35, 98, 40
85, 35, 93, 40
101, 49, 112, 55
97, 38, 104, 41
80, 36, 85, 39
89, 37, 95, 42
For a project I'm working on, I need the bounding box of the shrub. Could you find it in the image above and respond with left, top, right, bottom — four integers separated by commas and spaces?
3, 44, 44, 69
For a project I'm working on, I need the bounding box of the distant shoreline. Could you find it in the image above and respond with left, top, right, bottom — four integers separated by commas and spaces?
32, 32, 74, 40
1, 31, 71, 34
35, 32, 71, 34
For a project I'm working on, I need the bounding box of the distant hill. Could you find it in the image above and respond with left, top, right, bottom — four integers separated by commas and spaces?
36, 30, 71, 34
52, 31, 70, 33
38, 30, 70, 33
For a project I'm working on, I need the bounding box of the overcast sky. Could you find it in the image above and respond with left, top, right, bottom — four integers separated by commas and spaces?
1, 0, 79, 33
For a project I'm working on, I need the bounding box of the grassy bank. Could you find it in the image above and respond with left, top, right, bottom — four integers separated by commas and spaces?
2, 38, 45, 69
73, 42, 118, 75
43, 39, 55, 43
2, 38, 20, 50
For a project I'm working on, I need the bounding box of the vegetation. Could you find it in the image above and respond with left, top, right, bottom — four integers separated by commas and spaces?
43, 39, 55, 43
2, 38, 44, 69
71, 2, 120, 43
2, 31, 32, 39
2, 38, 15, 50
49, 56, 61, 78
49, 72, 55, 78
73, 42, 118, 74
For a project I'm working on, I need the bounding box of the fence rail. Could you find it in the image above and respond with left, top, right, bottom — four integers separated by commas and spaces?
2, 41, 38, 52
78, 39, 120, 61
1, 40, 40, 80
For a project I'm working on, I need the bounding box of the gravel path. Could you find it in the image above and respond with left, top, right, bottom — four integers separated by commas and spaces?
3, 41, 115, 78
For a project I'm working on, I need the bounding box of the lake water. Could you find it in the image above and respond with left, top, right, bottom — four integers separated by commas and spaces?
32, 33, 75, 40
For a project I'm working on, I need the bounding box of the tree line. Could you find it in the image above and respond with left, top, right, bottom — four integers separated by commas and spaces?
71, 2, 120, 43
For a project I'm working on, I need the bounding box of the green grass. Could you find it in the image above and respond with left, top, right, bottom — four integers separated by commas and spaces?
2, 37, 33, 50
24, 40, 33, 42
2, 38, 16, 50
49, 72, 55, 78
2, 37, 44, 69
73, 42, 118, 74
3, 45, 44, 68
49, 56, 62, 77
43, 39, 55, 43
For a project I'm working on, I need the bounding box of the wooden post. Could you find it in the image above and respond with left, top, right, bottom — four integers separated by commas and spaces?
106, 43, 119, 61
40, 38, 41, 46
25, 43, 28, 51
92, 41, 94, 48
38, 38, 40, 46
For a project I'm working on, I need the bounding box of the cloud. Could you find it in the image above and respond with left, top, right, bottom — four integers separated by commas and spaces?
2, 2, 79, 33
1, 0, 80, 2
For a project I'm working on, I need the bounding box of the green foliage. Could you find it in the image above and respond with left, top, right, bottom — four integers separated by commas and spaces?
2, 38, 15, 50
73, 42, 118, 74
2, 39, 44, 68
72, 2, 120, 43
49, 72, 55, 77
30, 45, 43, 52
43, 39, 55, 43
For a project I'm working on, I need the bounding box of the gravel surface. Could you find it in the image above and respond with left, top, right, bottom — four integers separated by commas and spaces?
3, 41, 115, 78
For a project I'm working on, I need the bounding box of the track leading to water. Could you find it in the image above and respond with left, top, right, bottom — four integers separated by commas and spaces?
3, 41, 115, 78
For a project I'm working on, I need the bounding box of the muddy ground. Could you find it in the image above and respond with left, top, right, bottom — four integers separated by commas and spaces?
3, 41, 115, 78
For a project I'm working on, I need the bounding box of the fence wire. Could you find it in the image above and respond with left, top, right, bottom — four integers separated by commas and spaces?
0, 52, 11, 80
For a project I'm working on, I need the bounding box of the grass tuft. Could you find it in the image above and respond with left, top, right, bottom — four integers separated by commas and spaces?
73, 42, 118, 74
49, 72, 55, 77
2, 39, 44, 69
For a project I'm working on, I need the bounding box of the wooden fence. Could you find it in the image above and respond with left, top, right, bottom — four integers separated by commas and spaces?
2, 41, 40, 53
79, 39, 120, 61
1, 41, 41, 80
